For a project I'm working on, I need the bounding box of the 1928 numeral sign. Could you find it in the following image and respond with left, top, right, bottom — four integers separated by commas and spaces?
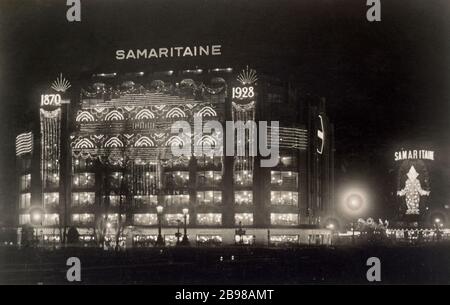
41, 94, 61, 107
232, 86, 255, 99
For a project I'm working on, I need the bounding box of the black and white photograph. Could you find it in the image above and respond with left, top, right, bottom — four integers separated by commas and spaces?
0, 0, 449, 294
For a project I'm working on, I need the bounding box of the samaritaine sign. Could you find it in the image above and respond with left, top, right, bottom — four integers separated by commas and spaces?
115, 44, 222, 60
394, 149, 434, 161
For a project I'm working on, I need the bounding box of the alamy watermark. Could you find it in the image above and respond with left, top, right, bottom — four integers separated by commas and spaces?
170, 118, 279, 167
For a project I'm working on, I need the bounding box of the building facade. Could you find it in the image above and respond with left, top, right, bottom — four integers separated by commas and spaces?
15, 66, 334, 247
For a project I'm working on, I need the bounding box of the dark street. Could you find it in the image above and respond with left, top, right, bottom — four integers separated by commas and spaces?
1, 244, 449, 285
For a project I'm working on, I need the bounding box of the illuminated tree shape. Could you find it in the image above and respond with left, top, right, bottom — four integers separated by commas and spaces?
397, 165, 430, 215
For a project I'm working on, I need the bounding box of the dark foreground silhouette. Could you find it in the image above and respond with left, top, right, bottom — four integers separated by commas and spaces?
1, 244, 449, 284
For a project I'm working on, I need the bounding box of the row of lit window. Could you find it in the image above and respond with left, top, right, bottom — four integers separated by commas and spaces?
71, 171, 224, 189
19, 213, 299, 226
73, 156, 222, 170
19, 191, 298, 209
70, 170, 297, 189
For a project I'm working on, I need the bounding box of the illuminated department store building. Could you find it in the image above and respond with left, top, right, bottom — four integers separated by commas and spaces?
15, 65, 334, 246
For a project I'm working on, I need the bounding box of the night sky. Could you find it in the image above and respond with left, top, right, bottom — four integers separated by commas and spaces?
0, 0, 449, 224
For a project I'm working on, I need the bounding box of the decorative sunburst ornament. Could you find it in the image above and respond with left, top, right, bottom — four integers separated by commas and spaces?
51, 73, 71, 92
237, 66, 258, 85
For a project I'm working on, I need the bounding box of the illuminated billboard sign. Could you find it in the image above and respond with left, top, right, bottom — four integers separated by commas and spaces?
394, 149, 434, 161
394, 148, 434, 216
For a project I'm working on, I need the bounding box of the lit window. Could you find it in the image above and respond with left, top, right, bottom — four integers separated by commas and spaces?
164, 171, 189, 188
196, 235, 222, 246
139, 171, 158, 189
72, 213, 95, 225
270, 171, 298, 188
270, 191, 298, 206
44, 192, 59, 208
197, 156, 222, 168
43, 214, 59, 226
197, 191, 222, 205
19, 214, 30, 225
163, 195, 189, 206
19, 193, 31, 209
197, 171, 222, 187
234, 213, 253, 226
133, 213, 157, 226
72, 173, 95, 188
234, 170, 253, 186
270, 235, 299, 246
165, 214, 190, 226
19, 174, 31, 191
109, 172, 124, 188
197, 213, 222, 226
44, 170, 59, 188
235, 235, 255, 245
101, 213, 126, 225
270, 213, 299, 226
108, 195, 123, 207
133, 195, 158, 207
278, 156, 297, 167
72, 158, 94, 171
235, 191, 253, 205
72, 192, 95, 206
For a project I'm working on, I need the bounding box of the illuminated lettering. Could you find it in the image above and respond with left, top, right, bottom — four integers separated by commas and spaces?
116, 50, 125, 60
136, 49, 148, 58
232, 86, 255, 99
115, 45, 222, 60
211, 45, 222, 55
394, 149, 435, 161
41, 94, 62, 107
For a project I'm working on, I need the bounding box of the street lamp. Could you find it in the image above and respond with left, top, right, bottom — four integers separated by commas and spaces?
175, 219, 182, 245
180, 208, 190, 246
434, 218, 443, 241
156, 205, 165, 246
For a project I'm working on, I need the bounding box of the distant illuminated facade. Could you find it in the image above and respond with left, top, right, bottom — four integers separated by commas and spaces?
393, 146, 436, 224
15, 66, 334, 246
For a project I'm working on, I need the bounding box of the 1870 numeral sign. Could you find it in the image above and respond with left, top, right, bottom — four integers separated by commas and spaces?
41, 94, 61, 107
